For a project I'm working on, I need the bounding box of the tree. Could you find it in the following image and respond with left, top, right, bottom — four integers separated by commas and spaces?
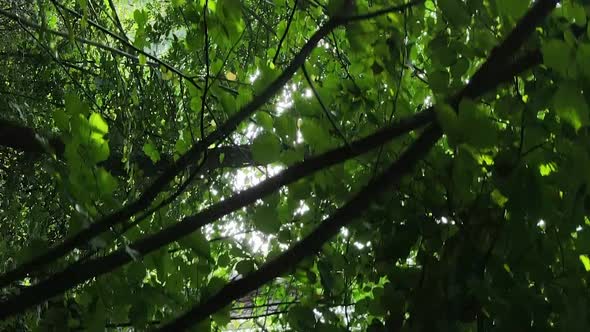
0, 0, 588, 331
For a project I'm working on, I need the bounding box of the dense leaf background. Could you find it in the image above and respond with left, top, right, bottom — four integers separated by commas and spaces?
1, 0, 590, 331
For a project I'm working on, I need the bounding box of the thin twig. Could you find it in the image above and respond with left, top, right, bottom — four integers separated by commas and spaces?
301, 63, 350, 147
272, 0, 298, 64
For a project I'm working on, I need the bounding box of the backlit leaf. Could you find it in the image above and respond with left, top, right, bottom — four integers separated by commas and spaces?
251, 132, 281, 164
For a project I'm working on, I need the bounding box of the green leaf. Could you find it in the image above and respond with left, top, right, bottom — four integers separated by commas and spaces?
219, 93, 236, 115
542, 39, 573, 76
9, 1, 590, 329
345, 22, 372, 54
553, 83, 589, 131
212, 305, 231, 327
559, 1, 587, 26
175, 130, 192, 156
94, 140, 110, 163
235, 259, 255, 275
253, 63, 279, 93
126, 262, 146, 285
438, 0, 471, 27
217, 253, 231, 267
253, 205, 280, 234
429, 70, 450, 92
236, 86, 252, 110
255, 112, 273, 131
438, 47, 458, 67
217, 0, 244, 40
281, 148, 305, 165
53, 109, 69, 132
458, 98, 497, 149
289, 180, 312, 201
579, 255, 590, 271
87, 136, 110, 163
288, 305, 316, 330
129, 300, 149, 326
190, 96, 202, 111
576, 43, 590, 78
496, 0, 528, 20
491, 189, 508, 207
210, 60, 224, 76
450, 57, 469, 78
300, 118, 331, 151
96, 167, 117, 197
539, 162, 558, 176
138, 54, 147, 66
435, 102, 460, 144
179, 231, 211, 259
452, 146, 479, 204
89, 113, 108, 135
251, 132, 281, 164
65, 93, 89, 116
133, 9, 148, 28
171, 0, 185, 7
86, 298, 106, 332
142, 141, 161, 163
206, 276, 226, 296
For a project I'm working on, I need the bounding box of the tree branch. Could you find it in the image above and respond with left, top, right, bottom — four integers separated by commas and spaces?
272, 0, 298, 64
0, 16, 338, 286
0, 2, 421, 288
156, 1, 560, 329
157, 124, 441, 331
0, 108, 433, 318
0, 118, 64, 155
458, 0, 559, 101
105, 0, 129, 42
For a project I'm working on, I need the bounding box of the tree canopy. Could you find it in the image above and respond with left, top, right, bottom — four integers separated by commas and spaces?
1, 0, 590, 331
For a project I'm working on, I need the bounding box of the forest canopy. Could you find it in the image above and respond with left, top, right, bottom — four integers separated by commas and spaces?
1, 0, 590, 331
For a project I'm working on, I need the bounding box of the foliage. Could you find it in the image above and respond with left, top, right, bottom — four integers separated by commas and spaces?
0, 0, 589, 331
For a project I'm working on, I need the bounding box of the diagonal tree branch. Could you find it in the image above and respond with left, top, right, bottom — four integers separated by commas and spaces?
0, 108, 434, 318
0, 118, 64, 155
458, 0, 559, 100
272, 0, 298, 64
0, 0, 424, 290
0, 39, 549, 313
0, 0, 556, 318
156, 1, 560, 330
157, 124, 441, 331
105, 0, 129, 42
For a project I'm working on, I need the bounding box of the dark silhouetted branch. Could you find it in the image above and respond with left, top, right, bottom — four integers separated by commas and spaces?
156, 1, 560, 330
0, 108, 433, 318
0, 118, 64, 155
157, 124, 441, 331
0, 0, 422, 290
